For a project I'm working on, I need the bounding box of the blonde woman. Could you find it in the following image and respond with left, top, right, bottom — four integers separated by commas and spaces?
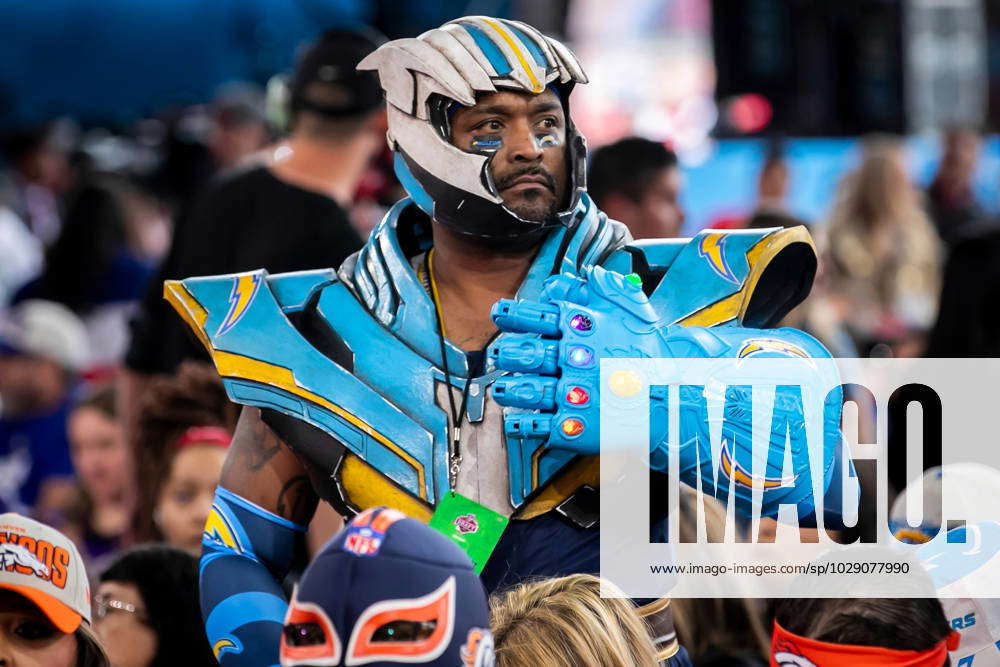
490, 574, 675, 667
669, 486, 771, 665
818, 136, 941, 356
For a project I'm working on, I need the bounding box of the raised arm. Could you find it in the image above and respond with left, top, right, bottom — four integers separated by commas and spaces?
201, 406, 319, 666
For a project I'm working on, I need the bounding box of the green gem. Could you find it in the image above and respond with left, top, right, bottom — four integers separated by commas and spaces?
625, 273, 643, 287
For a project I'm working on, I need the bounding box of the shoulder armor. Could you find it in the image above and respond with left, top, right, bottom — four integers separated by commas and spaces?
603, 226, 816, 327
164, 269, 449, 506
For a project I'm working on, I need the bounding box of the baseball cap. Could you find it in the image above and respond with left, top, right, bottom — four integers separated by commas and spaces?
280, 507, 494, 667
0, 513, 90, 633
890, 463, 1000, 544
0, 299, 90, 372
288, 27, 386, 119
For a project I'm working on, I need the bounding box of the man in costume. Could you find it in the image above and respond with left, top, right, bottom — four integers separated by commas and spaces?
166, 16, 844, 666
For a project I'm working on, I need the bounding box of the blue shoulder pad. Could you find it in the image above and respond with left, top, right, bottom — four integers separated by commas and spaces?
163, 271, 447, 506
266, 269, 337, 313
602, 226, 817, 328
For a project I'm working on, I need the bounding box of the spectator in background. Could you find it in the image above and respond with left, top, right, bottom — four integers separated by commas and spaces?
926, 126, 987, 248
95, 544, 216, 667
490, 574, 667, 666
670, 486, 769, 667
14, 176, 154, 367
771, 598, 958, 666
925, 226, 1000, 357
208, 84, 271, 172
132, 362, 237, 554
279, 508, 493, 667
0, 300, 88, 515
0, 120, 74, 246
0, 203, 42, 312
818, 137, 941, 357
745, 141, 809, 231
123, 27, 386, 431
48, 385, 135, 572
588, 137, 684, 240
0, 512, 110, 666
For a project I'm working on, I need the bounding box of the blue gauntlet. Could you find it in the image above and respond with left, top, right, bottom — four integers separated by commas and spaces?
201, 486, 307, 667
488, 266, 845, 519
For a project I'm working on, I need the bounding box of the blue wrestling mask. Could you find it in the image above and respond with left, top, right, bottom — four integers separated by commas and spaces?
279, 508, 494, 667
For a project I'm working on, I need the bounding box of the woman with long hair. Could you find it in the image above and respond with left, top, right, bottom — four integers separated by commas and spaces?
819, 136, 941, 355
131, 362, 238, 553
490, 574, 667, 667
52, 384, 136, 571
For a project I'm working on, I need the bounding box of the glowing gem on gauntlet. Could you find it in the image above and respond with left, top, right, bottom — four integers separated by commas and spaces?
560, 418, 585, 437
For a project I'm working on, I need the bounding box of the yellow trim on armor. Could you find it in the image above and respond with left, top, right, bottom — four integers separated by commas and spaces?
482, 18, 544, 93
341, 454, 433, 522
678, 226, 815, 327
530, 446, 544, 490
211, 350, 428, 501
427, 249, 446, 339
163, 280, 429, 500
516, 456, 599, 520
164, 280, 211, 350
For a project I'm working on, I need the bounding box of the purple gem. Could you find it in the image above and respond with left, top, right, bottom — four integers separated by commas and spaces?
570, 314, 593, 332
568, 345, 594, 367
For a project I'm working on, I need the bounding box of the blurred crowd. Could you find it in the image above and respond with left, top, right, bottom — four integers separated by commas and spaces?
0, 14, 998, 667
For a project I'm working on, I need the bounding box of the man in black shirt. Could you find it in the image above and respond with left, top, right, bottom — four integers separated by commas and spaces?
123, 29, 386, 417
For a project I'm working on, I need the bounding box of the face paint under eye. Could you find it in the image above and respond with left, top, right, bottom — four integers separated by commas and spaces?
470, 135, 502, 154
534, 132, 561, 149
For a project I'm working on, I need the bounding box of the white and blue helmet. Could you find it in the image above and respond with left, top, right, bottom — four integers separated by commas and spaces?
357, 16, 589, 242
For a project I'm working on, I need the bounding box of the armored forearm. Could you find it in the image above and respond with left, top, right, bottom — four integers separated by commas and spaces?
201, 486, 307, 666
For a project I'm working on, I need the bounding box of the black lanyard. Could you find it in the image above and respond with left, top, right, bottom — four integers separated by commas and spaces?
427, 249, 472, 488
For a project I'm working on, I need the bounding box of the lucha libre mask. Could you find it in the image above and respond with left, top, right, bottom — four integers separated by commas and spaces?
357, 16, 589, 244
279, 508, 494, 667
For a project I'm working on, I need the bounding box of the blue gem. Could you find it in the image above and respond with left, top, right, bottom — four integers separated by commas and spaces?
568, 345, 594, 367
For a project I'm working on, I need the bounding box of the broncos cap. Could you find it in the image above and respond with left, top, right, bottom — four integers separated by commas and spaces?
0, 513, 91, 633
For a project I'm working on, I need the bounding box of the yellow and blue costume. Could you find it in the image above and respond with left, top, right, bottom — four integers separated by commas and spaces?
166, 16, 846, 667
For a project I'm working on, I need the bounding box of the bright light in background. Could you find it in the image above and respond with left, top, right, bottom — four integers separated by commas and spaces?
726, 94, 773, 134
567, 0, 717, 158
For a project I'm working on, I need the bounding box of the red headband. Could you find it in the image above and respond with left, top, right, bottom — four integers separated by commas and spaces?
176, 426, 232, 450
771, 620, 959, 667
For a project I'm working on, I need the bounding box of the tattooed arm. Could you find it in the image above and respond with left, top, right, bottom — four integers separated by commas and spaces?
200, 407, 318, 666
219, 406, 318, 524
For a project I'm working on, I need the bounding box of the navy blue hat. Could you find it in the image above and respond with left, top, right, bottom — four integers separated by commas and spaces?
280, 508, 494, 667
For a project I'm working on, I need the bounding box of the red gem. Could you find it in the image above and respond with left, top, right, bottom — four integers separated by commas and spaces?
561, 418, 584, 437
566, 386, 589, 405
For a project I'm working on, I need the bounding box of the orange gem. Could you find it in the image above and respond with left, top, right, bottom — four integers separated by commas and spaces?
560, 418, 584, 437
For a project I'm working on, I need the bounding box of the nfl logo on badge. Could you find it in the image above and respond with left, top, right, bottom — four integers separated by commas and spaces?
454, 514, 479, 535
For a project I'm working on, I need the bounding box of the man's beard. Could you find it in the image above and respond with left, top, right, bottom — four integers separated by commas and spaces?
494, 167, 560, 222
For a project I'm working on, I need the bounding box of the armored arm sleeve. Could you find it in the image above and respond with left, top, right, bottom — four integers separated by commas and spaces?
201, 486, 307, 666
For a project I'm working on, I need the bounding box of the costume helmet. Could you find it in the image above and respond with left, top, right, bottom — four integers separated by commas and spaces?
357, 16, 588, 243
